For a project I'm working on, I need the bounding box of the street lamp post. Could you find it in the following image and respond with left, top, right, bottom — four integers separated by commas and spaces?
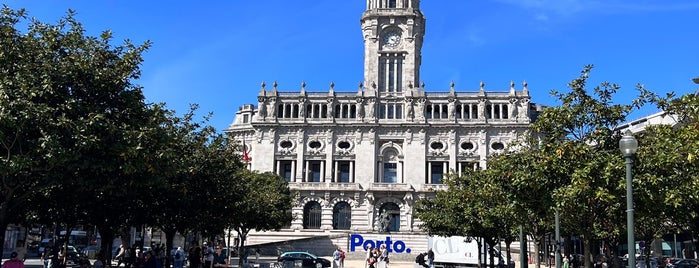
619, 131, 638, 268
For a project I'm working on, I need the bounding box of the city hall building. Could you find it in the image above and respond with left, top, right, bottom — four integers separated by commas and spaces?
226, 0, 542, 255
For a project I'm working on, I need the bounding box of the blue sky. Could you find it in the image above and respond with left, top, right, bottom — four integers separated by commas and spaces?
5, 0, 699, 132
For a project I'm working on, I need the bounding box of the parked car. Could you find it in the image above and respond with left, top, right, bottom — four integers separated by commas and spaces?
65, 245, 81, 264
668, 259, 699, 268
277, 252, 331, 268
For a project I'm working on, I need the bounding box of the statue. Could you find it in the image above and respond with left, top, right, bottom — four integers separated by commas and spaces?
378, 210, 391, 233
257, 98, 267, 121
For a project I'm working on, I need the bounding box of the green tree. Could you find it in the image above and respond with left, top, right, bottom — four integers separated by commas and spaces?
228, 169, 293, 268
633, 92, 699, 259
531, 65, 649, 268
1, 5, 156, 258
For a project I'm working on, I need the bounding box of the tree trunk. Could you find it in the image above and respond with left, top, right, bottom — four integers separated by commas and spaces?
164, 229, 177, 268
237, 231, 248, 268
97, 226, 115, 267
583, 238, 593, 268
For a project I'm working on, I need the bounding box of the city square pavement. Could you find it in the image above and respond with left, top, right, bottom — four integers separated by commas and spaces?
4, 257, 420, 268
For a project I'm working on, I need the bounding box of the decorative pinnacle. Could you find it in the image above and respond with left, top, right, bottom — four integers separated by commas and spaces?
420, 81, 425, 89
480, 81, 485, 91
273, 81, 278, 90
301, 81, 306, 90
510, 81, 515, 89
358, 81, 363, 89
261, 81, 266, 89
450, 81, 455, 89
330, 81, 335, 89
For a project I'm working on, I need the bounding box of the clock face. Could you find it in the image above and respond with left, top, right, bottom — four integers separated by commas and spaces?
382, 31, 401, 48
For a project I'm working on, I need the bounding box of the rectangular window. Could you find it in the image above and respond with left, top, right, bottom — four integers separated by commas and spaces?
383, 162, 397, 183
243, 114, 249, 123
337, 161, 352, 183
431, 162, 444, 184
395, 104, 402, 119
459, 161, 479, 176
309, 162, 322, 182
387, 105, 394, 119
277, 160, 294, 182
388, 58, 395, 92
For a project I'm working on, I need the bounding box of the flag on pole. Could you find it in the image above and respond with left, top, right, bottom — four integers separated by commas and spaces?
243, 140, 250, 163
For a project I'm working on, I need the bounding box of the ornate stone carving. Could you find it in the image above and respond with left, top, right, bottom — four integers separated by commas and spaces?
405, 97, 414, 120
255, 129, 263, 143
257, 97, 267, 121
419, 128, 426, 144
405, 128, 413, 144
416, 98, 426, 120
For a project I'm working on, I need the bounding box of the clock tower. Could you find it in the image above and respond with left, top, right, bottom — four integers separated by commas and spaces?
361, 0, 425, 96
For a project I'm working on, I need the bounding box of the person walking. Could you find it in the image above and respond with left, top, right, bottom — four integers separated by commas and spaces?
427, 248, 434, 268
202, 242, 214, 268
188, 242, 202, 268
364, 245, 373, 268
333, 247, 342, 268
3, 252, 24, 268
172, 247, 185, 268
415, 252, 429, 268
379, 244, 389, 268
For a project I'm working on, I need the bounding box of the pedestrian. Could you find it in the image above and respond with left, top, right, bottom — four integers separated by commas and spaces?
115, 244, 126, 267
365, 245, 373, 268
563, 256, 570, 268
212, 246, 227, 268
367, 251, 377, 268
379, 244, 389, 268
2, 252, 24, 268
42, 241, 55, 268
202, 242, 214, 268
333, 247, 342, 268
339, 247, 345, 268
415, 252, 428, 268
427, 248, 434, 268
172, 247, 185, 268
188, 241, 202, 268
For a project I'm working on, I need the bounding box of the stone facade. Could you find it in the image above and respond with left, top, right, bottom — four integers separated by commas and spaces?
225, 0, 542, 244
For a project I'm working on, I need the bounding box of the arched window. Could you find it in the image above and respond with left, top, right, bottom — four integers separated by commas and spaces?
378, 202, 400, 232
303, 201, 322, 229
333, 202, 352, 230
381, 148, 399, 183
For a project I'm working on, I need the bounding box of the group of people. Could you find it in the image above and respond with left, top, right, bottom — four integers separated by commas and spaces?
113, 242, 184, 268
185, 241, 229, 268
414, 249, 434, 268
332, 247, 346, 268
365, 244, 390, 268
